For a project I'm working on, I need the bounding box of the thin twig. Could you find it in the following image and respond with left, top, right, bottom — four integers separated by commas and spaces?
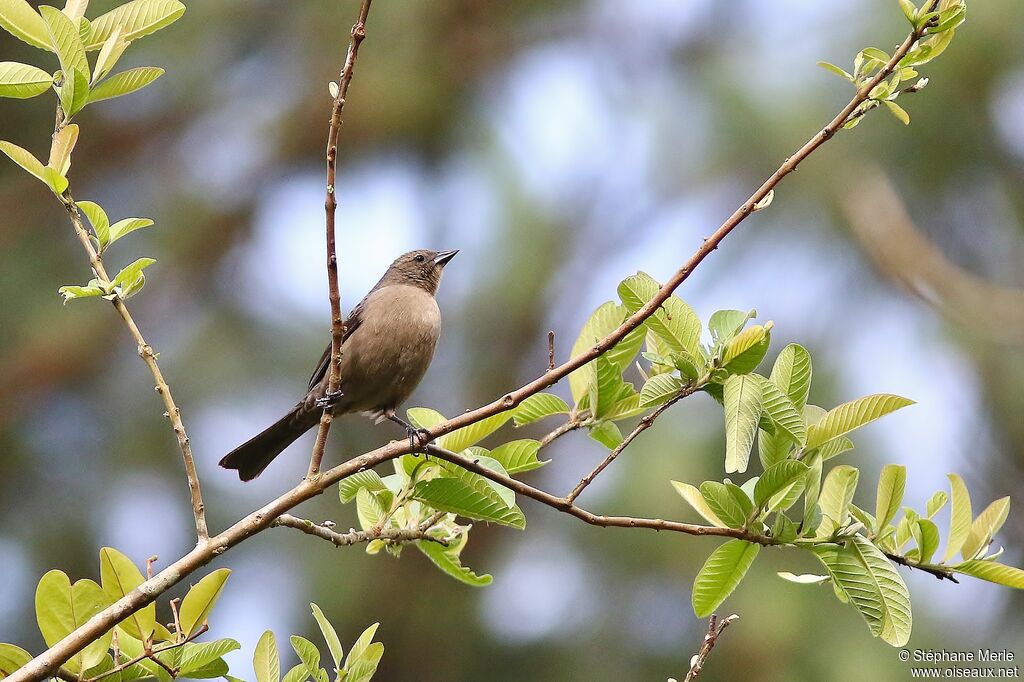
538, 415, 584, 448
273, 513, 449, 547
58, 193, 208, 541
565, 384, 700, 504
307, 0, 374, 480
885, 551, 959, 583
682, 614, 738, 682
547, 331, 555, 370
83, 626, 209, 682
12, 12, 944, 680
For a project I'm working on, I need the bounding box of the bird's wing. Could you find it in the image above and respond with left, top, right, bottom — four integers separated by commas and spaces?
306, 298, 366, 391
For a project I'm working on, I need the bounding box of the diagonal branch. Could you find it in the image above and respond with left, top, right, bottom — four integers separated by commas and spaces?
683, 614, 739, 682
10, 10, 942, 680
566, 384, 701, 504
307, 0, 374, 479
59, 190, 208, 542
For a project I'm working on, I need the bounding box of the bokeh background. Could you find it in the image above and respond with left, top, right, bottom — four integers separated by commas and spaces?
2, 1, 1023, 680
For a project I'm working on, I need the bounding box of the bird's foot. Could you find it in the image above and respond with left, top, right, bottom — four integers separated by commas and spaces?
386, 413, 433, 449
315, 390, 344, 409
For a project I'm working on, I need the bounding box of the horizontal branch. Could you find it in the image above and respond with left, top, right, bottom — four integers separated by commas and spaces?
885, 551, 959, 583
273, 513, 449, 547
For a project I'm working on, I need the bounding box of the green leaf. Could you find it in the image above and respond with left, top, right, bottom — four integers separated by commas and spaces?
253, 631, 280, 682
691, 540, 760, 617
617, 273, 702, 361
412, 478, 525, 529
344, 623, 379, 670
961, 497, 1010, 561
813, 536, 912, 646
699, 481, 752, 529
0, 0, 50, 49
754, 461, 809, 509
440, 411, 511, 453
178, 639, 240, 676
510, 393, 569, 427
345, 641, 383, 682
416, 539, 492, 587
721, 324, 772, 374
109, 218, 154, 244
816, 465, 859, 537
802, 452, 824, 535
772, 513, 798, 542
915, 519, 941, 564
86, 0, 186, 50
874, 464, 906, 535
587, 420, 622, 450
66, 66, 90, 117
178, 568, 230, 637
48, 123, 78, 177
281, 664, 308, 682
77, 201, 110, 247
88, 67, 164, 104
722, 374, 763, 474
310, 603, 343, 670
770, 343, 812, 410
92, 23, 128, 83
638, 373, 683, 408
0, 140, 53, 188
883, 100, 910, 125
942, 473, 973, 562
40, 6, 88, 78
111, 257, 155, 298
671, 481, 726, 527
355, 487, 385, 530
805, 394, 914, 449
817, 436, 854, 461
290, 636, 325, 682
35, 572, 111, 674
708, 309, 753, 345
439, 455, 515, 508
899, 0, 918, 23
588, 354, 635, 419
817, 60, 854, 81
754, 375, 806, 446
757, 428, 792, 469
925, 491, 948, 519
489, 439, 547, 474
406, 406, 445, 430
953, 560, 1024, 589
0, 644, 33, 678
339, 470, 387, 504
568, 300, 645, 404
0, 61, 52, 98
99, 547, 155, 641
58, 281, 105, 303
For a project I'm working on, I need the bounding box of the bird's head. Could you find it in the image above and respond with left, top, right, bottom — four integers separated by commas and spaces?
380, 249, 458, 295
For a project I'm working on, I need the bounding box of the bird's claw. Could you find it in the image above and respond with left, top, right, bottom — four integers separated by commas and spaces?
406, 427, 432, 449
315, 390, 344, 409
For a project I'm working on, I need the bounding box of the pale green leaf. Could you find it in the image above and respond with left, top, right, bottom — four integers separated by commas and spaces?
0, 61, 52, 98
35, 572, 111, 674
587, 420, 622, 450
178, 639, 239, 676
86, 0, 185, 50
178, 568, 230, 637
874, 464, 906, 534
817, 436, 854, 461
112, 257, 155, 298
618, 271, 702, 358
568, 300, 644, 404
691, 540, 760, 617
708, 309, 753, 344
721, 324, 771, 374
925, 491, 948, 519
942, 473, 973, 562
0, 140, 49, 186
440, 411, 511, 453
754, 374, 806, 446
412, 478, 525, 529
290, 636, 324, 682
355, 487, 385, 530
338, 470, 387, 504
416, 539, 492, 587
813, 536, 912, 646
77, 201, 110, 247
253, 631, 280, 682
92, 23, 127, 83
670, 481, 726, 527
99, 547, 155, 641
805, 394, 914, 449
961, 497, 1010, 561
817, 60, 854, 81
40, 6, 88, 79
0, 643, 33, 678
953, 560, 1024, 589
777, 572, 830, 585
815, 465, 859, 537
48, 123, 78, 176
0, 0, 50, 49
770, 343, 812, 409
310, 603, 343, 669
344, 623, 379, 670
489, 439, 547, 474
915, 519, 941, 564
510, 393, 569, 427
281, 665, 307, 682
639, 373, 683, 408
754, 461, 809, 509
757, 428, 792, 469
883, 100, 910, 125
699, 481, 752, 529
723, 374, 763, 473
88, 66, 164, 104
109, 218, 154, 244
406, 406, 445, 430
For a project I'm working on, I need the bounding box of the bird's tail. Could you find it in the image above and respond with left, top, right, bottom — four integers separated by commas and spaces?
219, 404, 319, 481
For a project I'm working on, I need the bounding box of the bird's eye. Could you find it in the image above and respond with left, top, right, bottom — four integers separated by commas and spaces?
414, 254, 425, 263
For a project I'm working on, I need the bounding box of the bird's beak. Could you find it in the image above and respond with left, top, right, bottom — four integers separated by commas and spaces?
434, 249, 459, 267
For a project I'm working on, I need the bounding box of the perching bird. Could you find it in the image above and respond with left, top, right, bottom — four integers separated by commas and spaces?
219, 248, 458, 481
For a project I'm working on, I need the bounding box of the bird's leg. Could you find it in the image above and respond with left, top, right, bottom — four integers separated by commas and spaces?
386, 411, 432, 449
315, 390, 344, 410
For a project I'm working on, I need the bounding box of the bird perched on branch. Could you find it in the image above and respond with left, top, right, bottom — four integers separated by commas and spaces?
219, 248, 458, 481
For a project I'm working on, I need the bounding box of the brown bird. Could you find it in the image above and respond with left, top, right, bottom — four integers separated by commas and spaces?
219, 248, 458, 481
